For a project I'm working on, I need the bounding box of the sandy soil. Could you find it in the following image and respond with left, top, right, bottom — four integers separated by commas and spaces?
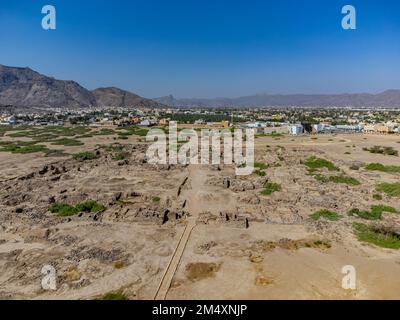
1, 130, 400, 300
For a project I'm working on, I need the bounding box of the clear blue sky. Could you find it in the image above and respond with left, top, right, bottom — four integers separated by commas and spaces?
1, 0, 399, 98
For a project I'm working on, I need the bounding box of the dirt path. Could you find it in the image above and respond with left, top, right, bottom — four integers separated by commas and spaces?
154, 217, 196, 300
154, 165, 234, 300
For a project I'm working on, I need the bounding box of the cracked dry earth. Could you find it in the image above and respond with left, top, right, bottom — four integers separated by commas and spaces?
1, 133, 400, 299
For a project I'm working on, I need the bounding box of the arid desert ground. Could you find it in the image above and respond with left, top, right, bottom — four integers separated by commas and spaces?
0, 127, 400, 300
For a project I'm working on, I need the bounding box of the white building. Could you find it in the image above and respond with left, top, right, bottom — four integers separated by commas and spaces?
289, 124, 304, 135
244, 122, 266, 129
139, 119, 152, 127
312, 124, 324, 133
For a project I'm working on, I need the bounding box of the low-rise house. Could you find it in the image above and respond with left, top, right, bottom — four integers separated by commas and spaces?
289, 124, 304, 135
363, 124, 376, 133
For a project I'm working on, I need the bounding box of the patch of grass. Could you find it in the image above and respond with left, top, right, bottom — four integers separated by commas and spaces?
0, 127, 11, 137
373, 194, 383, 200
75, 134, 94, 139
7, 131, 31, 138
309, 173, 360, 186
7, 126, 92, 140
51, 138, 84, 146
112, 153, 128, 161
363, 146, 398, 157
31, 134, 59, 142
348, 208, 380, 220
49, 203, 78, 217
327, 175, 361, 186
371, 204, 397, 214
255, 170, 266, 177
0, 142, 50, 154
101, 143, 125, 152
152, 197, 161, 203
99, 291, 128, 300
353, 223, 400, 249
348, 205, 397, 220
44, 149, 69, 158
254, 162, 269, 170
75, 200, 105, 213
261, 182, 281, 196
303, 240, 332, 249
50, 201, 105, 217
99, 144, 130, 161
117, 131, 133, 137
310, 209, 342, 221
365, 163, 400, 173
305, 156, 338, 172
117, 126, 149, 137
95, 128, 116, 136
256, 132, 283, 138
73, 151, 99, 161
132, 128, 149, 136
376, 183, 400, 197
0, 140, 37, 147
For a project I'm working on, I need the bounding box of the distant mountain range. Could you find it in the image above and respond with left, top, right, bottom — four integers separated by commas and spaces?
1, 64, 400, 109
0, 65, 163, 109
155, 91, 400, 108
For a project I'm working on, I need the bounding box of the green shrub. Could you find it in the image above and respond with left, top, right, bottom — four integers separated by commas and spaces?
49, 203, 78, 217
75, 200, 105, 213
261, 182, 281, 195
365, 163, 400, 173
254, 162, 269, 170
152, 197, 161, 203
310, 209, 342, 221
309, 173, 360, 186
348, 205, 397, 220
112, 153, 128, 161
327, 175, 360, 186
371, 205, 397, 214
348, 208, 381, 220
50, 201, 105, 217
73, 151, 99, 161
363, 146, 398, 156
376, 183, 400, 197
305, 157, 338, 171
44, 149, 69, 158
255, 170, 266, 177
353, 223, 400, 249
373, 194, 383, 200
